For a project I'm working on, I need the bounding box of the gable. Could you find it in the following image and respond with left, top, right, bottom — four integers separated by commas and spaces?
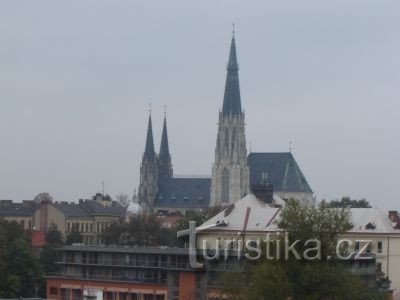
248, 152, 312, 193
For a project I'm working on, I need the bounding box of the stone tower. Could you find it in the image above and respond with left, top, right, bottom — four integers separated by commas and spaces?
138, 114, 158, 213
210, 33, 249, 206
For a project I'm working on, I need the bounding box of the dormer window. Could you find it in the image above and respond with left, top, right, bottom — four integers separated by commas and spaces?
365, 222, 376, 230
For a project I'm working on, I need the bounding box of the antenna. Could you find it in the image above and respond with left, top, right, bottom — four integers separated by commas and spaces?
289, 141, 292, 153
102, 181, 105, 197
148, 101, 152, 115
232, 23, 235, 36
164, 105, 167, 118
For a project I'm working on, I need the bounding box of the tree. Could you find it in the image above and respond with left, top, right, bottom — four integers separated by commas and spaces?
327, 196, 371, 208
223, 200, 386, 300
39, 225, 63, 274
46, 223, 64, 246
65, 227, 83, 245
33, 192, 53, 204
0, 219, 42, 298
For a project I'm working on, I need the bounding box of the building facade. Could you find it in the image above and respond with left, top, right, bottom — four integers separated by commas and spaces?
0, 194, 125, 245
46, 246, 207, 300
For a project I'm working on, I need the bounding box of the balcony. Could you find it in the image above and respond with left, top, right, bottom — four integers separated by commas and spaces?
58, 259, 194, 270
47, 273, 167, 285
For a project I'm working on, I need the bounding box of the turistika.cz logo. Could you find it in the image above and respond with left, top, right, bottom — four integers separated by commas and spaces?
178, 221, 374, 268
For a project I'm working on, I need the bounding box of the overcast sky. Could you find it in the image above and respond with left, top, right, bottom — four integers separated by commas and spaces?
0, 0, 399, 210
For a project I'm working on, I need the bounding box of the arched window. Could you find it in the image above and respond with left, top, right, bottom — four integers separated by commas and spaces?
231, 128, 236, 158
224, 128, 229, 150
222, 168, 229, 203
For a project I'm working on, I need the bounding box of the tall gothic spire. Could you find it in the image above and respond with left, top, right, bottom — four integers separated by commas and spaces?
159, 115, 170, 160
222, 32, 242, 116
158, 112, 173, 179
144, 113, 155, 161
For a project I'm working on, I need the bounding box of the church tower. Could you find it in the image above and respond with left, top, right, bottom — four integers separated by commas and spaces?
138, 113, 158, 213
210, 32, 249, 206
158, 113, 173, 179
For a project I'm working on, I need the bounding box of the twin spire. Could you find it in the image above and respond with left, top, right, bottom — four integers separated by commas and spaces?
144, 114, 156, 161
143, 29, 241, 161
143, 110, 171, 165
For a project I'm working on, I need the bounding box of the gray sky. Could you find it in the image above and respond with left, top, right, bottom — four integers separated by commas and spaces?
0, 0, 399, 211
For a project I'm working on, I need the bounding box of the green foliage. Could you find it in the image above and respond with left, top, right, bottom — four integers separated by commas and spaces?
46, 223, 64, 246
65, 227, 83, 245
101, 214, 175, 247
222, 200, 386, 300
327, 196, 371, 208
39, 225, 63, 274
278, 200, 353, 259
0, 219, 42, 298
101, 207, 223, 247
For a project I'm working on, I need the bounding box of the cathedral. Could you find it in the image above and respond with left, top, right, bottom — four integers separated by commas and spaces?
138, 33, 315, 214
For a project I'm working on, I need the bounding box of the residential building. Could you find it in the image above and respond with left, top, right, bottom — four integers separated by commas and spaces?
0, 193, 125, 245
197, 192, 400, 297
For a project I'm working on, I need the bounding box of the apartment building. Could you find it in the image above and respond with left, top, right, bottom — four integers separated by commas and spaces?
0, 193, 125, 245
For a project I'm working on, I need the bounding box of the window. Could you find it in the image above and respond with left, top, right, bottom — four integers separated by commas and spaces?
224, 128, 229, 150
355, 241, 360, 252
221, 168, 229, 203
376, 262, 382, 273
50, 287, 58, 295
231, 128, 236, 156
377, 241, 383, 253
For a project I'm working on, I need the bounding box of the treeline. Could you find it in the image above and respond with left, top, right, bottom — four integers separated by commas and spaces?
0, 220, 62, 298
100, 206, 222, 247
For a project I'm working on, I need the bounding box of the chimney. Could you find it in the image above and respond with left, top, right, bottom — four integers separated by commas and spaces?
0, 200, 13, 208
251, 172, 274, 204
389, 211, 399, 222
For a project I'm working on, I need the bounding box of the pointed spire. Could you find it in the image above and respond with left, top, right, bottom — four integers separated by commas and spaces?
159, 108, 173, 179
222, 31, 242, 116
159, 111, 170, 160
144, 113, 155, 161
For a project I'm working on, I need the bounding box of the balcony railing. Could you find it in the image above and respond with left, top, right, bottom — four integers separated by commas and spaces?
48, 273, 167, 285
59, 259, 193, 270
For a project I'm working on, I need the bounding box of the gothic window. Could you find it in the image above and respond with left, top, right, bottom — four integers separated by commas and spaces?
231, 128, 237, 158
222, 168, 229, 203
224, 128, 229, 150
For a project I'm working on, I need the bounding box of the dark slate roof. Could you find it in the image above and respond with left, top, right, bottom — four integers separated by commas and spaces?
80, 200, 125, 216
53, 202, 89, 217
53, 200, 124, 218
0, 202, 39, 216
222, 34, 242, 117
155, 177, 211, 209
248, 152, 313, 193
